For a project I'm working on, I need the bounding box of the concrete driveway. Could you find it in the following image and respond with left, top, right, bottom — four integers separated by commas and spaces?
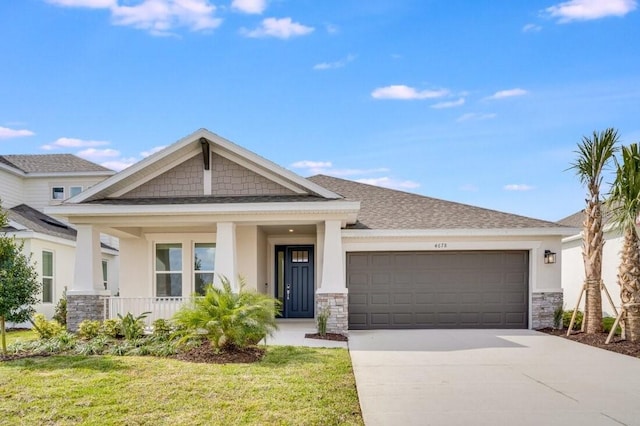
349, 329, 640, 426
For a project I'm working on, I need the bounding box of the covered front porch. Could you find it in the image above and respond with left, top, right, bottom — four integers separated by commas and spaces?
63, 210, 357, 333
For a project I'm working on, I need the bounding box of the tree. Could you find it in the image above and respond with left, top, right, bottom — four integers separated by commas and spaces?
0, 200, 41, 355
607, 143, 640, 342
569, 128, 619, 334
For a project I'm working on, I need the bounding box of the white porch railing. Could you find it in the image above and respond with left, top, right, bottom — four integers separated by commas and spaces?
104, 297, 187, 327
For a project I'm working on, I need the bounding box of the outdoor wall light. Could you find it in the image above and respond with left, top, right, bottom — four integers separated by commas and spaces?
544, 250, 557, 264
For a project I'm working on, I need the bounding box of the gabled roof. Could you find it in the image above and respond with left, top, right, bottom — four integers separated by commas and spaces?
2, 204, 116, 250
309, 175, 569, 230
0, 154, 113, 175
70, 128, 341, 203
558, 210, 585, 228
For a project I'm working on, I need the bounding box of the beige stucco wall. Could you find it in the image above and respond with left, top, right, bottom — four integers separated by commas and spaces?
562, 229, 623, 316
119, 237, 150, 298
237, 225, 259, 291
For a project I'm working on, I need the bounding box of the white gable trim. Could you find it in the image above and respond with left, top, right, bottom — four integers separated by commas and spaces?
70, 129, 341, 203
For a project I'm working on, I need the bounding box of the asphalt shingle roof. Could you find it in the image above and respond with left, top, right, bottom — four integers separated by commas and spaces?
0, 154, 112, 174
558, 204, 613, 229
2, 204, 116, 250
308, 174, 566, 230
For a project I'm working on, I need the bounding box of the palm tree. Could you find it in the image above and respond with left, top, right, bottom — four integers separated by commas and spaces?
570, 128, 619, 334
607, 143, 640, 342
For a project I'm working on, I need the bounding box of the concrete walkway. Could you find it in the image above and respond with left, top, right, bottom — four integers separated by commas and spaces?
349, 329, 640, 426
263, 319, 348, 348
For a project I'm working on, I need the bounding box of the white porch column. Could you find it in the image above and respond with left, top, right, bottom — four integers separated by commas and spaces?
67, 224, 109, 332
70, 224, 107, 295
318, 220, 346, 292
317, 220, 348, 334
215, 222, 238, 291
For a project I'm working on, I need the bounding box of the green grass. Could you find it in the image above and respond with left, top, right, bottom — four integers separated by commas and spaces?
3, 329, 38, 346
0, 346, 363, 425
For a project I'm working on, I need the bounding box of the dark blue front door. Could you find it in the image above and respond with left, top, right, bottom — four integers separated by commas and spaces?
276, 245, 314, 318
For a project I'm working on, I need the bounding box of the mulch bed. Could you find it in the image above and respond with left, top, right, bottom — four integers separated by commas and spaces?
174, 344, 266, 364
305, 333, 348, 342
540, 328, 640, 358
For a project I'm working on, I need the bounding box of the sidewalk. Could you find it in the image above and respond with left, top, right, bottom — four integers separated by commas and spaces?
263, 319, 348, 348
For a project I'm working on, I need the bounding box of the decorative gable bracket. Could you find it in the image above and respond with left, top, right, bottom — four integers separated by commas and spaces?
200, 138, 210, 170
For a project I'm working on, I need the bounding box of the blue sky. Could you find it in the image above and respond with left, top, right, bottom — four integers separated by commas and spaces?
1, 0, 639, 221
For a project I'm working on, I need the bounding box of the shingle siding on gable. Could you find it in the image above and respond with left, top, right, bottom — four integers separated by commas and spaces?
122, 155, 204, 198
211, 154, 296, 196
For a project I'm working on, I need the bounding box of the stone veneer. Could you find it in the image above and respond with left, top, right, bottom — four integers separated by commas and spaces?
316, 292, 348, 335
67, 295, 107, 332
531, 291, 563, 329
123, 155, 203, 198
211, 154, 297, 196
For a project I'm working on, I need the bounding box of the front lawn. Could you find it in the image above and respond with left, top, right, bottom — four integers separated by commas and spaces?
0, 346, 363, 425
3, 329, 38, 346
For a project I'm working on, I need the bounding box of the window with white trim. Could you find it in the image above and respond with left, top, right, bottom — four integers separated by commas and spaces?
102, 260, 108, 290
51, 187, 64, 200
194, 243, 215, 295
70, 186, 83, 198
155, 243, 183, 297
42, 251, 54, 303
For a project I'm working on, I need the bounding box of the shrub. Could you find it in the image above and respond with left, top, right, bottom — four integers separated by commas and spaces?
563, 310, 583, 330
100, 319, 122, 338
152, 319, 172, 339
78, 320, 101, 340
52, 287, 67, 326
317, 307, 330, 336
602, 316, 622, 335
32, 313, 64, 339
118, 312, 150, 340
172, 276, 280, 351
553, 306, 563, 329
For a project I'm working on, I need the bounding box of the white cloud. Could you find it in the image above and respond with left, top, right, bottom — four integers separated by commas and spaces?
0, 126, 35, 140
242, 17, 314, 39
522, 23, 542, 32
546, 0, 637, 22
313, 54, 355, 70
112, 0, 222, 35
47, 0, 222, 35
291, 160, 333, 169
46, 0, 115, 7
77, 148, 121, 160
141, 145, 167, 157
41, 137, 110, 150
486, 88, 528, 100
101, 158, 138, 171
371, 85, 449, 100
456, 113, 497, 122
504, 184, 535, 191
231, 0, 266, 14
325, 23, 339, 34
431, 98, 465, 109
356, 177, 420, 190
459, 184, 479, 192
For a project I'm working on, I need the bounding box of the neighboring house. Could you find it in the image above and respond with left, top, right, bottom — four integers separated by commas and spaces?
48, 129, 575, 333
559, 210, 622, 316
0, 154, 119, 322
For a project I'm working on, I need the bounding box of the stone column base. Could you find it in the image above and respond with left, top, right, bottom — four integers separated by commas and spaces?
67, 294, 108, 332
532, 292, 563, 329
316, 292, 348, 335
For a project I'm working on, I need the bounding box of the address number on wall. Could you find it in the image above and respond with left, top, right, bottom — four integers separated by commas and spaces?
434, 243, 447, 249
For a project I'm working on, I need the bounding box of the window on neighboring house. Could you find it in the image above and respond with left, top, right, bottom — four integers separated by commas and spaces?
51, 187, 64, 200
70, 186, 83, 198
102, 260, 108, 290
155, 243, 182, 297
42, 251, 53, 303
194, 243, 216, 295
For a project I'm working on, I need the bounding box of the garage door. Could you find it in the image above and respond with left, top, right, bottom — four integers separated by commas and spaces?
347, 251, 529, 329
